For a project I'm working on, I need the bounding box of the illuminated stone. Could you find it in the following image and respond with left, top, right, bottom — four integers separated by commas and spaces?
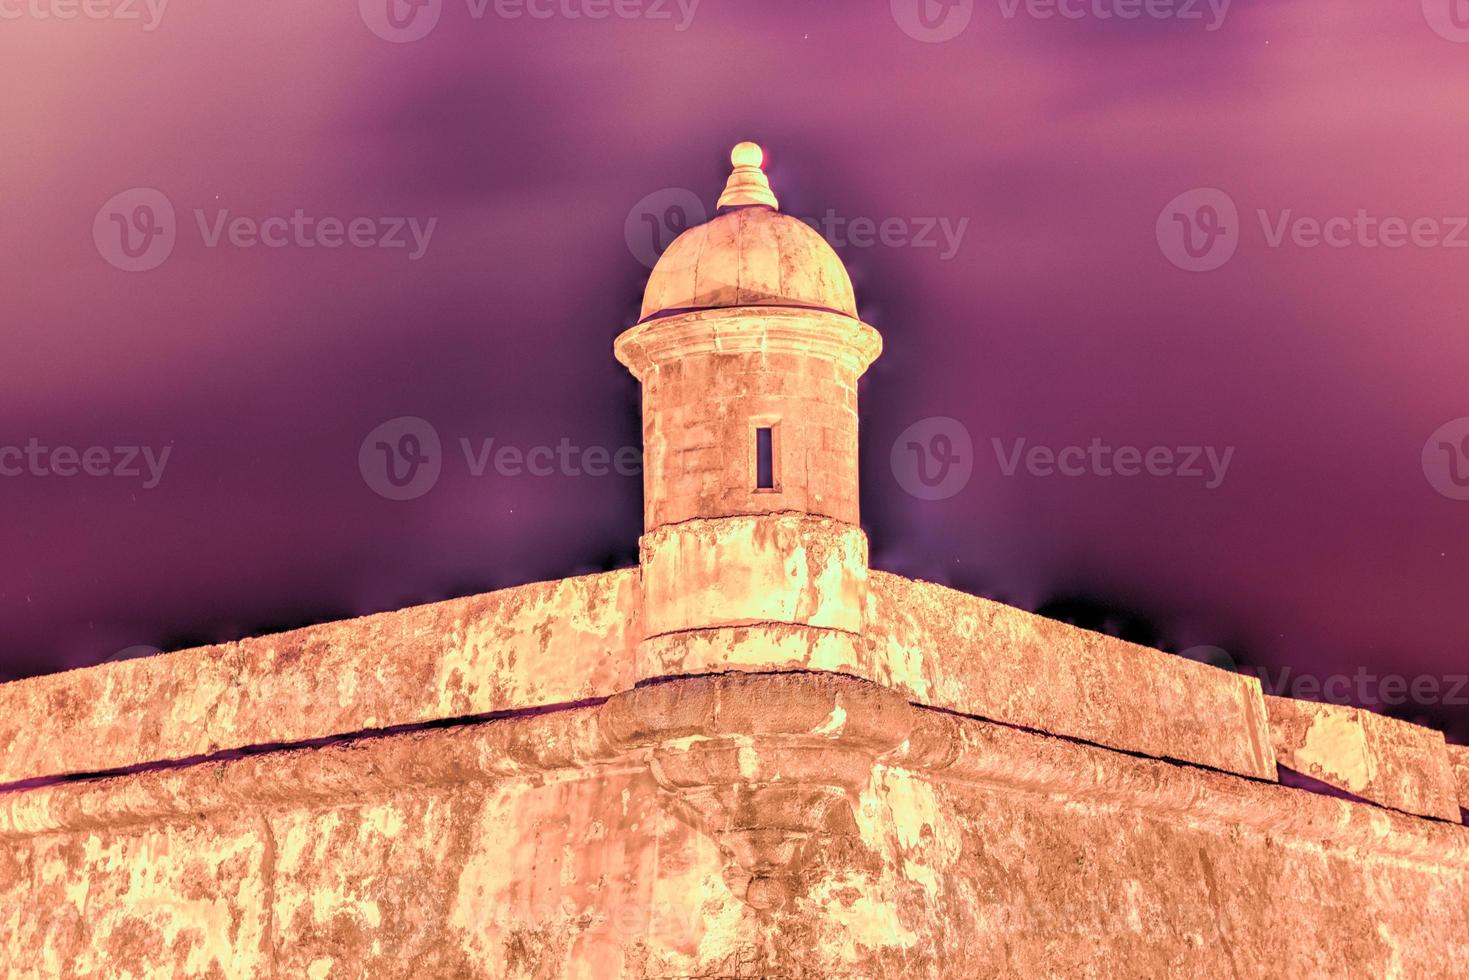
0, 144, 1465, 977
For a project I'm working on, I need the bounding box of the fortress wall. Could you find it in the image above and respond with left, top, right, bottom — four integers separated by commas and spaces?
5, 564, 1461, 847
2, 674, 1466, 979
0, 570, 642, 787
866, 571, 1278, 780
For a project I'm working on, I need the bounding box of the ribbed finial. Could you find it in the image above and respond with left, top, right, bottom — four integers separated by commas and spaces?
717, 141, 779, 211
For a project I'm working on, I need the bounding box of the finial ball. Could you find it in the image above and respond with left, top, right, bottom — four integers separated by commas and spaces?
730, 141, 765, 169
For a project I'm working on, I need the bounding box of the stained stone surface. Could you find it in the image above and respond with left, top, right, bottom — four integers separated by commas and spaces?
2, 566, 1291, 793
0, 570, 642, 785
1452, 744, 1469, 814
1, 673, 1465, 979
866, 572, 1278, 781
638, 206, 858, 322
1265, 695, 1462, 821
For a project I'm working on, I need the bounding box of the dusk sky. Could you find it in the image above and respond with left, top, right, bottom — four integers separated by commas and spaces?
3, 0, 1467, 740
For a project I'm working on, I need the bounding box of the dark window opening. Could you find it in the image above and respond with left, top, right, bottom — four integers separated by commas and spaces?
755, 427, 775, 489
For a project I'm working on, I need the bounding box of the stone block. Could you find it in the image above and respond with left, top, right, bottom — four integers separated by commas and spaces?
1265, 695, 1461, 821
1452, 745, 1469, 820
866, 571, 1277, 781
0, 569, 642, 786
638, 515, 867, 639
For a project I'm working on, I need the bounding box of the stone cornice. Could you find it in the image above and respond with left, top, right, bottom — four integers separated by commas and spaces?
614, 306, 883, 382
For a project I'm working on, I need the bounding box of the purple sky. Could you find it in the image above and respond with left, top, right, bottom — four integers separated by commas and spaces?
3, 0, 1467, 741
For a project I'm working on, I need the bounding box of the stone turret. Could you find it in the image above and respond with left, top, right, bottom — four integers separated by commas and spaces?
615, 142, 883, 669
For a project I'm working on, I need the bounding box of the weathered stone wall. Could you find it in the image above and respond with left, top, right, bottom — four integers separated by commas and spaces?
637, 347, 861, 528
0, 570, 641, 785
3, 673, 1465, 978
614, 307, 881, 533
638, 515, 868, 638
4, 569, 1467, 978
865, 572, 1278, 780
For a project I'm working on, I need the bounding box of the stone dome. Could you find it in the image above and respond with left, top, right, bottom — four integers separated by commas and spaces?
638, 143, 858, 322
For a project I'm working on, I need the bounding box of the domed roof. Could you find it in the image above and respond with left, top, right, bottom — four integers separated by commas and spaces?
639, 143, 858, 322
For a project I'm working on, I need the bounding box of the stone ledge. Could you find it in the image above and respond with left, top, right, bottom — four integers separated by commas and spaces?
614, 306, 882, 382
866, 572, 1278, 782
0, 566, 1279, 791
1265, 695, 1461, 822
4, 673, 1464, 873
23, 565, 1466, 817
0, 570, 643, 787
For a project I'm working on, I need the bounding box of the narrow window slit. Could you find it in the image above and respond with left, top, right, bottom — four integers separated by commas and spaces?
755, 427, 775, 490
